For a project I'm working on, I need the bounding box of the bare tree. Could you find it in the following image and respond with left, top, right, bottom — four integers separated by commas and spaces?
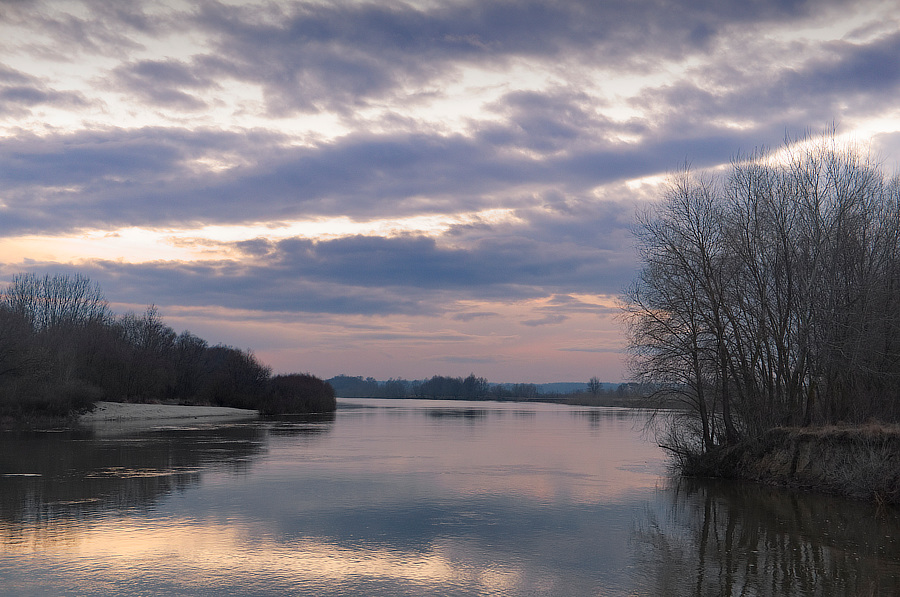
624, 168, 734, 451
2, 273, 109, 330
624, 132, 900, 457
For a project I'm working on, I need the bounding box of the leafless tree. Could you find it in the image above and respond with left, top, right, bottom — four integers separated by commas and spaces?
2, 273, 109, 331
624, 132, 900, 455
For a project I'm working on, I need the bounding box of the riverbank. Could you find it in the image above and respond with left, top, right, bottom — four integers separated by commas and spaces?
684, 424, 900, 504
78, 401, 259, 426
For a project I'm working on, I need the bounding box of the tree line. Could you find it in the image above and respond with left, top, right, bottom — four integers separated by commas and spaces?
327, 374, 494, 399
623, 132, 900, 457
329, 374, 545, 400
0, 273, 335, 421
326, 374, 647, 404
328, 374, 579, 401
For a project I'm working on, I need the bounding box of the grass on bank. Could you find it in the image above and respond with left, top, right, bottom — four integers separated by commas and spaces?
682, 423, 900, 504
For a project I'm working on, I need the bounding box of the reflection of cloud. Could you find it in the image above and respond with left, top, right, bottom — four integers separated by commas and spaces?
334, 400, 665, 504
1, 402, 668, 593
1, 519, 526, 593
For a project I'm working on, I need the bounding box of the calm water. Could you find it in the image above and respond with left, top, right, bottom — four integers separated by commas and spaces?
1, 399, 898, 596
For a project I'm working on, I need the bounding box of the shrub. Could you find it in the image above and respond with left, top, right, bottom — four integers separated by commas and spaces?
259, 374, 336, 415
0, 378, 102, 422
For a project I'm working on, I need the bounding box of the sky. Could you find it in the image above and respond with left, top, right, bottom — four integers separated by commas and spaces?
2, 0, 900, 383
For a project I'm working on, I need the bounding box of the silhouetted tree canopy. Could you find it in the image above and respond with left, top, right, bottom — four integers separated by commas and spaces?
0, 274, 335, 421
260, 374, 336, 415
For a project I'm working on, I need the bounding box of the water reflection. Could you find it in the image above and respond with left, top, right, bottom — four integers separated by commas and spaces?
573, 407, 645, 429
2, 401, 658, 595
9, 399, 897, 596
426, 408, 488, 420
636, 478, 900, 596
0, 415, 334, 548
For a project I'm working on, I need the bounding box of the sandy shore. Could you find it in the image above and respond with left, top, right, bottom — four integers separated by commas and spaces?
79, 401, 258, 423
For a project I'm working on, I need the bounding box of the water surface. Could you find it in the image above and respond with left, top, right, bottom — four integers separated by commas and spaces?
1, 399, 897, 595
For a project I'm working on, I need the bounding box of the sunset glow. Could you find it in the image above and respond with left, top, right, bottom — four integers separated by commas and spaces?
3, 0, 899, 381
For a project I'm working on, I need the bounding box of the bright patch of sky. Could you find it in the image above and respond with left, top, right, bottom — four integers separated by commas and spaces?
0, 209, 522, 264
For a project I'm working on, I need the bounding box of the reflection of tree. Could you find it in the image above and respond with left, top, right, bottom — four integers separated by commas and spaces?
634, 478, 900, 596
0, 417, 334, 544
263, 411, 336, 436
572, 408, 635, 429
426, 408, 487, 420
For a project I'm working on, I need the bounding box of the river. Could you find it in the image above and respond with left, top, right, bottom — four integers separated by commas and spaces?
1, 398, 898, 595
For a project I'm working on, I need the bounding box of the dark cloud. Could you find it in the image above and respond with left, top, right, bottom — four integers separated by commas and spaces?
0, 127, 283, 233
3, 208, 638, 317
521, 314, 568, 327
186, 0, 863, 115
1, 0, 897, 356
254, 213, 639, 298
0, 64, 32, 85
631, 30, 900, 138
0, 120, 775, 235
3, 0, 178, 59
110, 59, 219, 110
481, 89, 632, 154
786, 31, 900, 105
1, 0, 891, 240
451, 311, 500, 322
0, 63, 90, 117
64, 259, 434, 317
178, 229, 629, 310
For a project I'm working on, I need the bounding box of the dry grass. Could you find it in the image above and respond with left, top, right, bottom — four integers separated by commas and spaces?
683, 424, 900, 504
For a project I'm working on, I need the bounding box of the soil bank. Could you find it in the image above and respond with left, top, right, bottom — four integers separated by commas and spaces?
686, 425, 900, 504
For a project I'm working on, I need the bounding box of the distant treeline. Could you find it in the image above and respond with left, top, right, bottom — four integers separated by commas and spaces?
0, 273, 335, 422
327, 374, 650, 405
329, 374, 514, 400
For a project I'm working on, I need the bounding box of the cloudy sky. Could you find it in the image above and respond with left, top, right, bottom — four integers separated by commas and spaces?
2, 0, 900, 383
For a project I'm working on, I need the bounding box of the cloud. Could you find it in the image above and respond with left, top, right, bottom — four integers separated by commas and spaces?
631, 30, 900, 138
521, 314, 568, 327
558, 347, 624, 354
3, 206, 637, 318
110, 58, 219, 110
182, 0, 868, 115
1, 0, 897, 381
0, 117, 780, 236
784, 31, 900, 111
257, 228, 637, 297
1, 0, 175, 59
451, 311, 499, 322
0, 63, 90, 117
62, 259, 436, 317
481, 89, 640, 154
